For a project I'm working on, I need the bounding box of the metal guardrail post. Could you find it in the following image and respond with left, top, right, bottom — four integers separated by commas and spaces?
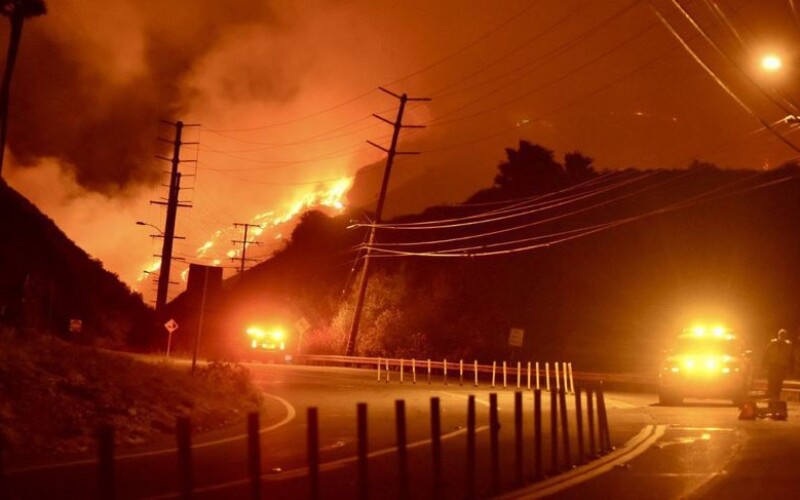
545, 362, 551, 391
357, 403, 369, 500
176, 416, 193, 500
427, 359, 432, 385
555, 362, 561, 392
527, 362, 532, 391
97, 424, 115, 500
247, 413, 261, 500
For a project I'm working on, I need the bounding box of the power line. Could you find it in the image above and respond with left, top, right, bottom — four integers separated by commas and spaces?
649, 1, 800, 154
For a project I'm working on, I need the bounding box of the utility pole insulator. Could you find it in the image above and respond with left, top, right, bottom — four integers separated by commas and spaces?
232, 222, 262, 274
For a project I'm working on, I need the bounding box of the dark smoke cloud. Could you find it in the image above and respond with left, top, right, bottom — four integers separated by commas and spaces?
4, 0, 297, 193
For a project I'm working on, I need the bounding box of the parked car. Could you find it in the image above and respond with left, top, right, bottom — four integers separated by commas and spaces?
658, 325, 753, 405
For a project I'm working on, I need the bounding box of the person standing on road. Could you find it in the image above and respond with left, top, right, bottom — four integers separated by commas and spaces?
763, 328, 794, 399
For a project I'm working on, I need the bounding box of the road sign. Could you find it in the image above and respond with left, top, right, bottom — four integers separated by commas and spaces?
508, 328, 524, 347
164, 319, 179, 334
295, 317, 311, 334
69, 319, 82, 334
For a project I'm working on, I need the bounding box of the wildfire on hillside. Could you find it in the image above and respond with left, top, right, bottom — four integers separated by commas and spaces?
136, 177, 353, 296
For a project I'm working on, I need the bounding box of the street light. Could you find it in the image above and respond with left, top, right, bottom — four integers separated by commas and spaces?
136, 220, 164, 236
761, 53, 783, 73
136, 221, 185, 240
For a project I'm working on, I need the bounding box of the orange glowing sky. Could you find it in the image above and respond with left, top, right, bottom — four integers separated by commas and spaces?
3, 0, 799, 303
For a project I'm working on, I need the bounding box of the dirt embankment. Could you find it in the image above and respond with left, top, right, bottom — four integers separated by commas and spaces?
0, 329, 263, 463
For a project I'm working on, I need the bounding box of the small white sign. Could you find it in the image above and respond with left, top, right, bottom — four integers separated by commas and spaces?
508, 327, 524, 347
164, 319, 179, 334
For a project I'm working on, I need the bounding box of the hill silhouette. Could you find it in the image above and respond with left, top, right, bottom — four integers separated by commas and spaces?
166, 141, 800, 374
0, 179, 155, 347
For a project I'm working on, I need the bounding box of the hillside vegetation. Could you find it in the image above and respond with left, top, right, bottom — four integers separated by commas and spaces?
0, 328, 263, 464
167, 142, 800, 374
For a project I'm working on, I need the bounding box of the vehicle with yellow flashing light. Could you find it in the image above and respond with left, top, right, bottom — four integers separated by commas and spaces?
244, 325, 290, 363
658, 325, 753, 406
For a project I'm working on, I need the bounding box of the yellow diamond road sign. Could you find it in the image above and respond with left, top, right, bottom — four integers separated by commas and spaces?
164, 319, 179, 334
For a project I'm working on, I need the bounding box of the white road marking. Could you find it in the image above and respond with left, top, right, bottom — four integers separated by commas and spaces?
497, 424, 668, 499
656, 433, 711, 449
6, 392, 296, 474
438, 390, 493, 408
146, 423, 493, 498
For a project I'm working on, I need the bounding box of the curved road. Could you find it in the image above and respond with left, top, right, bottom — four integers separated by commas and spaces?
5, 363, 800, 499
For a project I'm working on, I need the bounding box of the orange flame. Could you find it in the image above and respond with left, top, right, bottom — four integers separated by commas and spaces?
195, 177, 352, 267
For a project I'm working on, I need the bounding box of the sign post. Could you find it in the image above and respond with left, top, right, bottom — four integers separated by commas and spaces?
164, 318, 179, 358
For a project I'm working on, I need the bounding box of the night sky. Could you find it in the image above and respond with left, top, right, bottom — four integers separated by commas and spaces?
3, 0, 799, 300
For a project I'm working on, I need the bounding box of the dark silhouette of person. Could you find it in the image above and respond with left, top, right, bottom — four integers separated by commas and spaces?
763, 329, 794, 399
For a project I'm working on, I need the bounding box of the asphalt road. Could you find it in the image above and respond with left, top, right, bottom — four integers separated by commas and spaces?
5, 363, 800, 499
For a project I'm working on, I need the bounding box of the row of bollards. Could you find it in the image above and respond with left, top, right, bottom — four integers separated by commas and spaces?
378, 358, 576, 393
42, 383, 612, 499
304, 384, 612, 499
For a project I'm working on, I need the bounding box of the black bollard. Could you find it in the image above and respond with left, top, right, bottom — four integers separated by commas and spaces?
597, 383, 611, 454
176, 417, 193, 500
559, 388, 571, 470
396, 400, 409, 499
97, 425, 115, 500
514, 391, 524, 487
307, 408, 320, 500
247, 413, 261, 500
431, 397, 443, 496
490, 393, 500, 494
534, 389, 543, 481
550, 389, 559, 475
587, 387, 596, 458
357, 403, 369, 500
466, 395, 476, 499
575, 387, 585, 464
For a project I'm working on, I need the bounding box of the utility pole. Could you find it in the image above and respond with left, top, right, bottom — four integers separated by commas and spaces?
344, 87, 430, 356
232, 222, 261, 273
152, 120, 197, 314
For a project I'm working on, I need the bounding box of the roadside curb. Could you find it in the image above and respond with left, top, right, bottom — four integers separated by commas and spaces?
496, 424, 667, 499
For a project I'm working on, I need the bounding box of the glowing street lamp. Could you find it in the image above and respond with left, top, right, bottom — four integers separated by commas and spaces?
761, 54, 783, 73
